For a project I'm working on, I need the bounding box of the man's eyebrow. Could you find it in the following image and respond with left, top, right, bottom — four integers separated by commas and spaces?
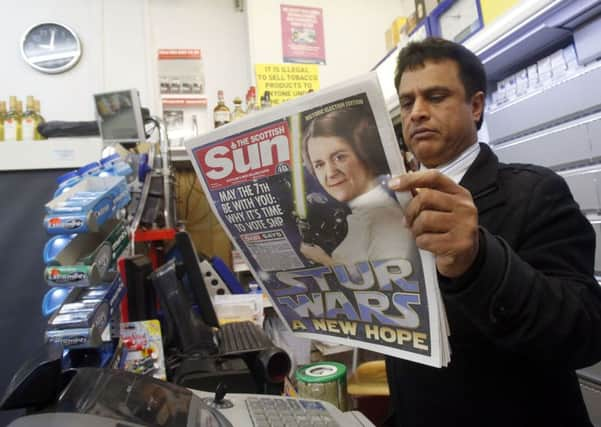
424, 86, 452, 93
399, 85, 452, 98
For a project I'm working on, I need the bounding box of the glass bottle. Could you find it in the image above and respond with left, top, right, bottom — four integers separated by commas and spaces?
0, 101, 6, 142
33, 98, 46, 140
191, 114, 199, 136
245, 89, 252, 113
261, 90, 272, 109
16, 100, 24, 141
4, 96, 22, 142
247, 86, 260, 113
231, 97, 246, 121
213, 90, 231, 128
22, 96, 37, 141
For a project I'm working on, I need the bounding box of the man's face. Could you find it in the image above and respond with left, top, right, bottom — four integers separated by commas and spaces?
398, 59, 484, 168
307, 136, 375, 202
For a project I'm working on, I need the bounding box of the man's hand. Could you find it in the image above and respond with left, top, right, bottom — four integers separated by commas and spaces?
388, 170, 479, 278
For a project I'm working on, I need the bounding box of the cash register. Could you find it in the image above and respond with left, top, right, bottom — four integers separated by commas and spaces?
1, 343, 373, 426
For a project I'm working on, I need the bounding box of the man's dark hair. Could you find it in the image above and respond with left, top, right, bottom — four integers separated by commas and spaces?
394, 37, 487, 129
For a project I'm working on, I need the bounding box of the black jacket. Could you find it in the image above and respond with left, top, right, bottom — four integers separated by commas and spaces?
386, 143, 601, 427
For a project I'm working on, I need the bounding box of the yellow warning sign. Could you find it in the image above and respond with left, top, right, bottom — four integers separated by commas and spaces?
255, 63, 320, 105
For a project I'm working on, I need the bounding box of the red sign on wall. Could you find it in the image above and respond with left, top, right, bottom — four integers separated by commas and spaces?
281, 5, 326, 65
158, 49, 202, 60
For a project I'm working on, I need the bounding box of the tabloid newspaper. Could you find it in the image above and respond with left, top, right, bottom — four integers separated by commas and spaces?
185, 73, 450, 367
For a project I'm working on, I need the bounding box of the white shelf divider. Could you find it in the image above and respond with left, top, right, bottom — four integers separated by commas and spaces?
0, 137, 104, 171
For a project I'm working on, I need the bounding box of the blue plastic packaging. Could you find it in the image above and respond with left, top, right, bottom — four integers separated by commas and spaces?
54, 170, 81, 198
211, 256, 245, 294
77, 161, 102, 177
42, 286, 73, 317
44, 176, 130, 234
100, 154, 133, 177
43, 234, 76, 264
138, 153, 151, 183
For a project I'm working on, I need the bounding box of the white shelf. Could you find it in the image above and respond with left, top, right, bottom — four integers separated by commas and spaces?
169, 146, 190, 162
160, 93, 206, 99
0, 137, 104, 171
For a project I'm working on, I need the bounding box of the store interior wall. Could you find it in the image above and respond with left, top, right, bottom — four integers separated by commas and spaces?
1, 0, 251, 122
1, 1, 532, 125
2, 0, 411, 126
399, 0, 416, 17
1, 1, 153, 120
147, 0, 252, 116
246, 0, 407, 89
146, 0, 254, 265
0, 2, 106, 121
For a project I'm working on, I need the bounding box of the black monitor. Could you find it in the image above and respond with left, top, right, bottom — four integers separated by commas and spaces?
94, 89, 145, 145
150, 259, 216, 354
174, 231, 220, 328
122, 255, 156, 322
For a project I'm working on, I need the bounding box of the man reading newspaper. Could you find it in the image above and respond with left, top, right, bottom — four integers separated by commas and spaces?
188, 81, 450, 368
385, 38, 601, 426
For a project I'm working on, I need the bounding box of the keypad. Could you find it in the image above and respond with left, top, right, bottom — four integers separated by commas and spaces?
246, 397, 339, 427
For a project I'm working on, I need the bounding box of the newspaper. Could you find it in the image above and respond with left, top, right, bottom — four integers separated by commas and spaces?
185, 73, 450, 367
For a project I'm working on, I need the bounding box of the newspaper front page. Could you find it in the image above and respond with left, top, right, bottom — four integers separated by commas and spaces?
185, 73, 450, 367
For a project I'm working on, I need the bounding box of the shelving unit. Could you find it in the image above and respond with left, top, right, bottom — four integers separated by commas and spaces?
371, 0, 601, 278
169, 146, 190, 163
0, 137, 104, 171
471, 1, 601, 277
486, 61, 601, 144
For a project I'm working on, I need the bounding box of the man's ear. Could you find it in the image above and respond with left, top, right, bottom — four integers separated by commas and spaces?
471, 91, 485, 124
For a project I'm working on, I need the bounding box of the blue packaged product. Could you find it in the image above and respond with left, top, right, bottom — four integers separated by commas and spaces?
211, 256, 245, 294
42, 286, 73, 317
43, 234, 76, 264
54, 170, 81, 198
72, 191, 102, 198
44, 214, 88, 234
77, 161, 102, 177
56, 170, 79, 187
45, 176, 130, 234
138, 153, 151, 182
112, 160, 133, 177
100, 153, 133, 177
98, 156, 116, 177
53, 191, 103, 212
51, 205, 85, 213
63, 197, 97, 204
100, 153, 120, 167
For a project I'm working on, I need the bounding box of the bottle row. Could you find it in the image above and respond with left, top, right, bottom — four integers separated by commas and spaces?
213, 86, 272, 129
0, 95, 46, 142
